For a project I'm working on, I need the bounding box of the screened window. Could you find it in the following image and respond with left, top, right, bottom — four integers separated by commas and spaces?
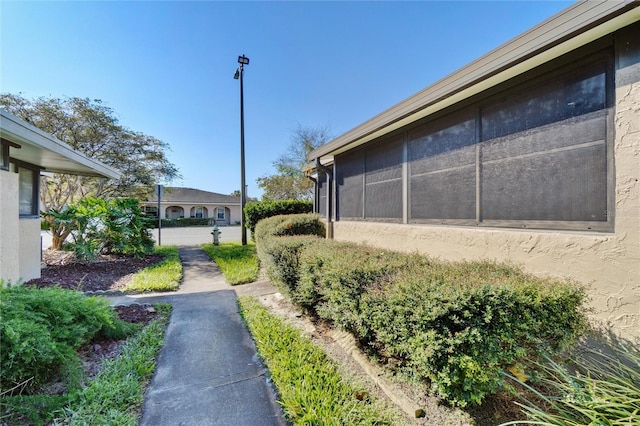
333, 46, 612, 231
408, 108, 476, 221
480, 59, 609, 223
317, 172, 327, 218
217, 207, 225, 220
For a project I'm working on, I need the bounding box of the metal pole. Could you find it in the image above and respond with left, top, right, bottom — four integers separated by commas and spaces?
239, 63, 247, 246
157, 184, 162, 246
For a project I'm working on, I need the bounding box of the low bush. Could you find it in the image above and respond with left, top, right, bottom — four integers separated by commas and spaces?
254, 235, 590, 407
244, 200, 313, 237
238, 296, 399, 425
154, 218, 212, 228
254, 213, 326, 292
359, 263, 588, 406
0, 286, 136, 393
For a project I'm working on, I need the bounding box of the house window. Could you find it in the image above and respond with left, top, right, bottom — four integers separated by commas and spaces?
144, 206, 158, 217
18, 165, 39, 217
334, 45, 613, 232
195, 207, 204, 218
335, 135, 403, 221
0, 141, 9, 171
216, 207, 225, 220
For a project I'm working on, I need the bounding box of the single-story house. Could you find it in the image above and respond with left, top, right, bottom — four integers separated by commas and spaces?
307, 1, 640, 338
0, 109, 120, 283
140, 187, 242, 226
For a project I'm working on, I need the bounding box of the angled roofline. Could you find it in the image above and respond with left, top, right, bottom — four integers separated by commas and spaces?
308, 0, 640, 164
0, 109, 120, 179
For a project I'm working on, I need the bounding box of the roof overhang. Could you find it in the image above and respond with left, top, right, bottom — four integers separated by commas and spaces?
308, 0, 640, 166
0, 109, 120, 179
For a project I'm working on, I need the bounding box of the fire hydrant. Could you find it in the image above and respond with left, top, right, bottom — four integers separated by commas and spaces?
211, 225, 221, 246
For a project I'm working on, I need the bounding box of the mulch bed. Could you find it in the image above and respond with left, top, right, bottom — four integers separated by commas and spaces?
25, 250, 164, 292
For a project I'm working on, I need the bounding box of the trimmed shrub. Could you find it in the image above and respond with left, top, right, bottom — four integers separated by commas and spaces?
254, 235, 590, 407
0, 286, 136, 392
244, 200, 313, 236
254, 213, 325, 245
359, 263, 588, 406
154, 217, 212, 228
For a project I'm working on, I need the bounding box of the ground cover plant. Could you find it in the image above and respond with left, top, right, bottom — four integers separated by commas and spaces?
0, 284, 171, 425
123, 246, 182, 292
254, 214, 590, 408
201, 242, 259, 285
0, 286, 136, 394
238, 296, 402, 425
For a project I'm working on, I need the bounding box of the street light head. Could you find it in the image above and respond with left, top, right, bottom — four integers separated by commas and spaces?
233, 68, 240, 80
237, 55, 249, 65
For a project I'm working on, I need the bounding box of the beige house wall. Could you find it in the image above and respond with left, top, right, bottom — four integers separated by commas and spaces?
0, 171, 20, 284
18, 218, 41, 282
332, 69, 639, 337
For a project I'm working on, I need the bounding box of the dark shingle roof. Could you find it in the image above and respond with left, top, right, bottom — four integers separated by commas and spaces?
146, 187, 240, 205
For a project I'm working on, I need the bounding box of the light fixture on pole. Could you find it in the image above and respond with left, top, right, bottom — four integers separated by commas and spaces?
234, 54, 249, 245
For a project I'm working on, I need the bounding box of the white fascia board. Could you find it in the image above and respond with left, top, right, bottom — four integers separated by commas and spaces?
0, 109, 120, 179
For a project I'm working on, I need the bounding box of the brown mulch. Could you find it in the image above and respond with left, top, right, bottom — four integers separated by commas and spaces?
25, 250, 164, 292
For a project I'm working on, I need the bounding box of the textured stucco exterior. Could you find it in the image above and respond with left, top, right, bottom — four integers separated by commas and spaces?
0, 171, 20, 283
18, 218, 42, 282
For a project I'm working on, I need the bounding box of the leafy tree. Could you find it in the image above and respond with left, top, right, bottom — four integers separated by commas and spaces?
257, 125, 331, 201
0, 93, 180, 249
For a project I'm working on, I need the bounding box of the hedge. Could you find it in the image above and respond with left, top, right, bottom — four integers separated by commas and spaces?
151, 218, 213, 228
255, 226, 590, 407
244, 200, 313, 236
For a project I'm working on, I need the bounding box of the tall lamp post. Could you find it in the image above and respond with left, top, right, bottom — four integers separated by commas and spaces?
234, 54, 249, 245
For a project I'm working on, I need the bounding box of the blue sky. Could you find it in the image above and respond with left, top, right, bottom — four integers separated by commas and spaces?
1, 1, 571, 198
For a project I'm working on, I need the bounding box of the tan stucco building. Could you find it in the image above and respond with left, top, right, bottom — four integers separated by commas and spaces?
140, 187, 242, 226
0, 109, 119, 283
307, 1, 640, 338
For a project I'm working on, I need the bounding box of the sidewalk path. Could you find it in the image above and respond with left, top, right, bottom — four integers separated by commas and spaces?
109, 246, 286, 426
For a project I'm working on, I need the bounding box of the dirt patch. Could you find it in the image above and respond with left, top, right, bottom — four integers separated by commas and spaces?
25, 250, 164, 292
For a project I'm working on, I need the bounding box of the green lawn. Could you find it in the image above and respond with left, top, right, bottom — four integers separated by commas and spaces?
201, 242, 259, 285
238, 296, 401, 425
123, 246, 182, 292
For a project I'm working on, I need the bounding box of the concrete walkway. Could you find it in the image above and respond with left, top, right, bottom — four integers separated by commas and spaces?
108, 246, 286, 426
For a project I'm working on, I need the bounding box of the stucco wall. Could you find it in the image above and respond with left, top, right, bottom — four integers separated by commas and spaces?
18, 218, 41, 282
331, 51, 640, 339
0, 171, 20, 284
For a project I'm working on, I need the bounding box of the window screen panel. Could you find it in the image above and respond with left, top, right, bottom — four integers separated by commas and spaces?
317, 172, 327, 217
408, 108, 476, 220
482, 61, 606, 141
336, 151, 364, 219
481, 123, 607, 221
364, 137, 403, 219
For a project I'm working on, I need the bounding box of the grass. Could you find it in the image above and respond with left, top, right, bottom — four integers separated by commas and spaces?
238, 295, 402, 425
123, 246, 182, 292
201, 242, 259, 285
0, 303, 171, 426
